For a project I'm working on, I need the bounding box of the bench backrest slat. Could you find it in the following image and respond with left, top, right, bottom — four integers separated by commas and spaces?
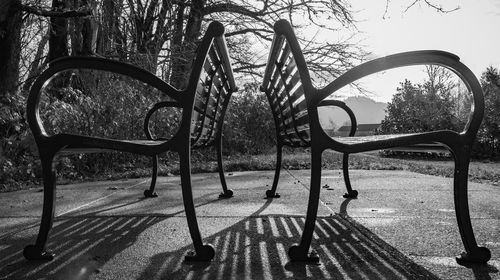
262, 34, 311, 147
190, 33, 235, 148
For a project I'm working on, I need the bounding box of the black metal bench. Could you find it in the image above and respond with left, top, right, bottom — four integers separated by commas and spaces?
261, 19, 490, 264
24, 21, 236, 262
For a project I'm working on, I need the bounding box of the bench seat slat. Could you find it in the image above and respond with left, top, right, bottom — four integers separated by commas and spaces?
332, 133, 417, 145
61, 139, 166, 154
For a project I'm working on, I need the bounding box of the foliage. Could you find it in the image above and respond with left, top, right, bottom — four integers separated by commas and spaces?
380, 78, 466, 134
0, 69, 172, 189
0, 92, 39, 190
0, 76, 278, 189
223, 82, 276, 155
478, 66, 500, 158
380, 65, 500, 159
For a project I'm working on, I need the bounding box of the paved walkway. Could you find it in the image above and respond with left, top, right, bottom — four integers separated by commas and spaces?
0, 170, 498, 279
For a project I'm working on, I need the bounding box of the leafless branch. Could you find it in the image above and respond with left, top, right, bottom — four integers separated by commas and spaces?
20, 4, 93, 18
402, 0, 460, 13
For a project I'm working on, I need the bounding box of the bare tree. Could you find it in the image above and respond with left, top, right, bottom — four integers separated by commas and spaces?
383, 0, 460, 18
98, 0, 125, 58
48, 0, 69, 61
118, 0, 362, 89
69, 0, 99, 56
202, 0, 362, 87
8, 0, 462, 93
0, 0, 22, 100
79, 0, 362, 89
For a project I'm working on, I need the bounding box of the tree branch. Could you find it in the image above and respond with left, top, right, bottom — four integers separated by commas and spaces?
20, 4, 93, 18
225, 28, 273, 41
202, 3, 273, 28
233, 63, 267, 72
402, 0, 459, 13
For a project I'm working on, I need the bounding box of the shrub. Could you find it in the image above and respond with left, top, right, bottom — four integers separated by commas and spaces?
223, 82, 276, 155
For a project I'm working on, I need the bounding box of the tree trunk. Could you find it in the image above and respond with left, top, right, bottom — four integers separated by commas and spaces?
169, 0, 205, 89
47, 0, 70, 99
48, 0, 69, 61
113, 0, 126, 60
80, 0, 97, 55
98, 0, 125, 59
155, 1, 173, 81
98, 0, 115, 55
22, 31, 49, 92
70, 0, 97, 56
0, 0, 22, 100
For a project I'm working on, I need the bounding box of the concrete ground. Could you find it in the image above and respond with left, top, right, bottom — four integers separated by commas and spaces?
0, 169, 498, 280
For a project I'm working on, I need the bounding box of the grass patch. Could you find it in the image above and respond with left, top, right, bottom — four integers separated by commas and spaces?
202, 150, 500, 186
2, 149, 499, 193
193, 150, 500, 186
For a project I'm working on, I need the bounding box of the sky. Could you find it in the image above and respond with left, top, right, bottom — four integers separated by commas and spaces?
332, 0, 500, 103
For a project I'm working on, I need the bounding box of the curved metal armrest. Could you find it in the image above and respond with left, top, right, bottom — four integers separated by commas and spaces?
144, 101, 182, 140
27, 56, 182, 139
317, 50, 484, 137
318, 100, 357, 137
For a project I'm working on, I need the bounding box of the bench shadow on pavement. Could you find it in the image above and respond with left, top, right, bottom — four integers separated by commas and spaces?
137, 199, 440, 280
1, 196, 490, 279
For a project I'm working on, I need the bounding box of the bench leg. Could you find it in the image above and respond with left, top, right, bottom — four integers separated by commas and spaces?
266, 144, 282, 198
217, 138, 233, 198
179, 149, 215, 262
342, 153, 358, 198
144, 155, 159, 198
453, 151, 491, 264
23, 151, 57, 261
288, 149, 321, 263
